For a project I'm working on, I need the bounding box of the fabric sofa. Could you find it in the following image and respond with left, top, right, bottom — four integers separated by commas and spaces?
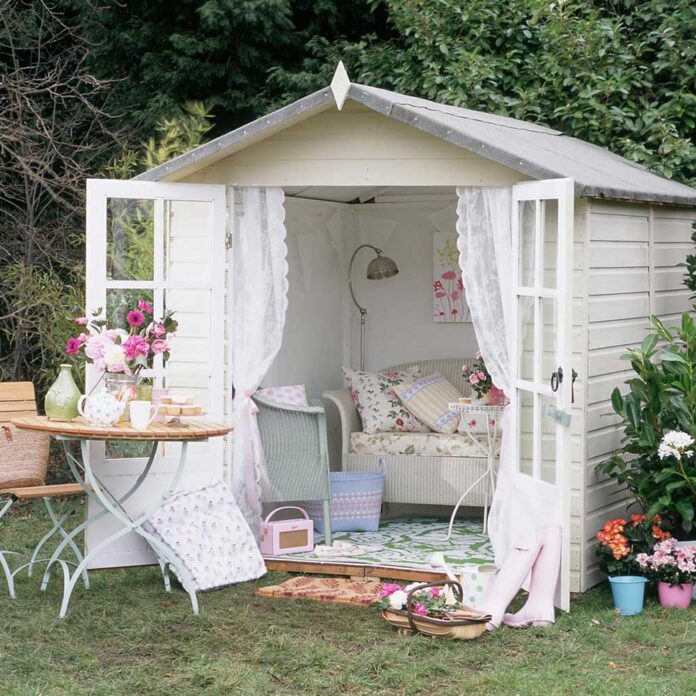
323, 358, 490, 508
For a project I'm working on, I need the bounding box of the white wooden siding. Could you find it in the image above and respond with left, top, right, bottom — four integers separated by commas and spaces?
181, 103, 527, 188
583, 201, 696, 590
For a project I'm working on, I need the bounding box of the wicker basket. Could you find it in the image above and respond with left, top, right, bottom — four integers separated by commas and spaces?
381, 581, 490, 640
0, 424, 49, 489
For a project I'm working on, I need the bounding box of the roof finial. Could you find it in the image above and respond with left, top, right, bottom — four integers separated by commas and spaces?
330, 61, 351, 111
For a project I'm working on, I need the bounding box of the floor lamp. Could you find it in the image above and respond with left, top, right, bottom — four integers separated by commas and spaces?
348, 244, 399, 370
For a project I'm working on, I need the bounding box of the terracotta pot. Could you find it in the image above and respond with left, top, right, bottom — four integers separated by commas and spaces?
657, 581, 693, 609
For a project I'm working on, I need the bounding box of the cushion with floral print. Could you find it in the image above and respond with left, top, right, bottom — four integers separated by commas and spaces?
343, 365, 430, 434
256, 384, 308, 407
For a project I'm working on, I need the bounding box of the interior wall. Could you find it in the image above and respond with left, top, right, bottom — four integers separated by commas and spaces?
352, 201, 478, 369
263, 197, 350, 399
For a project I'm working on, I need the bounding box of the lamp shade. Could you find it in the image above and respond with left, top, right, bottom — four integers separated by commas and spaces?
366, 254, 399, 280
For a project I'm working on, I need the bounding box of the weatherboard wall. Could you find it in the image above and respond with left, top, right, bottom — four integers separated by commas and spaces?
582, 201, 696, 590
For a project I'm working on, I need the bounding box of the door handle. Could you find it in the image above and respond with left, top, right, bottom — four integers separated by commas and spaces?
571, 369, 577, 404
550, 366, 564, 392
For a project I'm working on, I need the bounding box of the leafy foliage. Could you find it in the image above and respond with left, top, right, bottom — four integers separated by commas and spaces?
599, 317, 696, 534
67, 0, 389, 139
283, 0, 696, 185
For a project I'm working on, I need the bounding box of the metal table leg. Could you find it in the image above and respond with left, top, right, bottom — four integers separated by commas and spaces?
1, 497, 16, 597
40, 439, 159, 592
57, 439, 199, 619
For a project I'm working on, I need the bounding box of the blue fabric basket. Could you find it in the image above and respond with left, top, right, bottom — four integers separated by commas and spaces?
305, 469, 384, 534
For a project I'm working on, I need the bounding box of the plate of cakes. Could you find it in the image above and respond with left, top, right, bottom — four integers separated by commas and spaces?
156, 394, 206, 424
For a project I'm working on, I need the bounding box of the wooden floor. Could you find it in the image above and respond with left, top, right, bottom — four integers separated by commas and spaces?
264, 558, 448, 583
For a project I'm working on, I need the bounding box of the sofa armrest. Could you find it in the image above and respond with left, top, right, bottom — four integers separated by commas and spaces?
322, 389, 360, 455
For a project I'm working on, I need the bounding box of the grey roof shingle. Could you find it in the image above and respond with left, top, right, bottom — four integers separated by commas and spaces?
138, 82, 696, 206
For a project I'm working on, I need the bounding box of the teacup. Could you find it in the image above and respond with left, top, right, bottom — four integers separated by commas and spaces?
129, 400, 158, 431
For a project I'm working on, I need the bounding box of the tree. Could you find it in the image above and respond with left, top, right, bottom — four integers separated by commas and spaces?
0, 0, 122, 392
68, 0, 390, 139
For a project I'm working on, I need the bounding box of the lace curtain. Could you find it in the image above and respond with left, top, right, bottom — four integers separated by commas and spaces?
456, 186, 514, 566
228, 187, 288, 537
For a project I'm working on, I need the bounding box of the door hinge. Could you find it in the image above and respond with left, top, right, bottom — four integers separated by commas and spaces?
225, 233, 233, 250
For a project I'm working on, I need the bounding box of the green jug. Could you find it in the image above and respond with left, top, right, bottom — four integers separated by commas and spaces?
45, 364, 81, 421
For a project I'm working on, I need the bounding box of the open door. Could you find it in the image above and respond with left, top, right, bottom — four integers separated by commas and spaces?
84, 179, 226, 568
509, 178, 573, 610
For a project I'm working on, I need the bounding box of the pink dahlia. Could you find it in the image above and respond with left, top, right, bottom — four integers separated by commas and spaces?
137, 299, 153, 314
127, 310, 145, 327
65, 337, 81, 355
413, 603, 428, 617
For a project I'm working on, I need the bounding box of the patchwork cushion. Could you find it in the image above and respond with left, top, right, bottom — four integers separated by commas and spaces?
349, 431, 485, 457
257, 384, 308, 407
146, 481, 266, 591
343, 366, 429, 434
393, 373, 463, 434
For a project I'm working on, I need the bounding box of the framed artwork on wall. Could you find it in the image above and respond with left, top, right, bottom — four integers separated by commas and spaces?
433, 232, 469, 323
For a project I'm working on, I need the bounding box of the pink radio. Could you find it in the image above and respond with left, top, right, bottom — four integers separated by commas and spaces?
260, 506, 315, 556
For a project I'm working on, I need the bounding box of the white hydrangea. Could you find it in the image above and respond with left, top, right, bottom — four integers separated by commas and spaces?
388, 590, 408, 610
657, 430, 694, 461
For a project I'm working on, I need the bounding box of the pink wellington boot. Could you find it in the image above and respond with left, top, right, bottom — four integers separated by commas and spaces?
503, 526, 562, 628
477, 535, 543, 630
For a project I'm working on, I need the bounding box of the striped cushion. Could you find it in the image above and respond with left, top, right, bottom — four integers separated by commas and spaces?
393, 373, 463, 434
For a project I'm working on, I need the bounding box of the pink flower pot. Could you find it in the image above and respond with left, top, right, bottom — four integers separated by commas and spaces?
657, 581, 693, 609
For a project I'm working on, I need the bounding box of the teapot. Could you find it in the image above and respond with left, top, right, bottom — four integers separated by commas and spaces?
78, 391, 127, 427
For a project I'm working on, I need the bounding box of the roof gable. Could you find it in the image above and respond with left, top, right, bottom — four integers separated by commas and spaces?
137, 72, 696, 206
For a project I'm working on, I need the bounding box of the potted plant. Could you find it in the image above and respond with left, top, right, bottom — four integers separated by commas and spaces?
636, 538, 695, 609
595, 514, 670, 615
462, 352, 503, 404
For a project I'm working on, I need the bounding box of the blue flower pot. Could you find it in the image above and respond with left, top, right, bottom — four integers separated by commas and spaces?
608, 576, 648, 616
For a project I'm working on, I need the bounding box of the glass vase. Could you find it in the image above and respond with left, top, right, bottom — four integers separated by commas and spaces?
104, 372, 140, 424
45, 364, 81, 421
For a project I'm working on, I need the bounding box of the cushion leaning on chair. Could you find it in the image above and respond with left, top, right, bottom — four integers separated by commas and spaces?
393, 373, 463, 434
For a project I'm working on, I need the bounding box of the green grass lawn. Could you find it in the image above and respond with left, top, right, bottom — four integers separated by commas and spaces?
1, 501, 694, 696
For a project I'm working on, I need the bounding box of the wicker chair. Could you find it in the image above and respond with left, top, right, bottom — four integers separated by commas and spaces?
253, 393, 332, 545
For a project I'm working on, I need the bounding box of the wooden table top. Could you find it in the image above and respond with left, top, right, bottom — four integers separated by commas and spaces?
12, 415, 232, 441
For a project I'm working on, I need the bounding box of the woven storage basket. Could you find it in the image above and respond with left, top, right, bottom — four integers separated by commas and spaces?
0, 424, 49, 489
381, 581, 490, 640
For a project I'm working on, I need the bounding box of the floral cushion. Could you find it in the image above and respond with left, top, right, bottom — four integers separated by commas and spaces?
349, 431, 485, 457
393, 373, 463, 434
343, 366, 429, 434
256, 384, 308, 407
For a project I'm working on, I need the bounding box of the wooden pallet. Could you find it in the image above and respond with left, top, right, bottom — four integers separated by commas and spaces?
12, 415, 232, 441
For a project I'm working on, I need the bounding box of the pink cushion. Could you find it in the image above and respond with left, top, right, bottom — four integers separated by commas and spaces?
257, 384, 308, 407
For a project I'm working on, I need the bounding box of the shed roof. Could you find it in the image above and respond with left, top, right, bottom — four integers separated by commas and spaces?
138, 76, 696, 206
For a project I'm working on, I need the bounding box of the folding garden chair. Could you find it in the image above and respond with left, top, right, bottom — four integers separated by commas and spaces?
0, 382, 88, 597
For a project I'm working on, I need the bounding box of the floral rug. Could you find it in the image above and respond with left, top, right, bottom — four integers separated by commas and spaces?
264, 517, 494, 572
256, 577, 382, 606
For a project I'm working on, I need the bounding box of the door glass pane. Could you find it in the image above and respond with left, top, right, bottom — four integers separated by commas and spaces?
541, 199, 558, 289
518, 200, 536, 287
107, 199, 154, 281
165, 200, 213, 282
518, 390, 534, 476
540, 298, 557, 387
518, 295, 535, 382
540, 394, 557, 484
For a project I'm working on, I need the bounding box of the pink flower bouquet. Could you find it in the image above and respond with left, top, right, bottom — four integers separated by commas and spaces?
65, 300, 177, 375
636, 538, 696, 586
377, 581, 459, 617
462, 351, 494, 398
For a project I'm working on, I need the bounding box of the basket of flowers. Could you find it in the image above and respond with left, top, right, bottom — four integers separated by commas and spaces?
378, 580, 491, 640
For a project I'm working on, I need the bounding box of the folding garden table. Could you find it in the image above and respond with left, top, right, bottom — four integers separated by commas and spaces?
445, 403, 504, 540
12, 416, 231, 618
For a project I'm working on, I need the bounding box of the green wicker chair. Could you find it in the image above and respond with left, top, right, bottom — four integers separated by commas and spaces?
253, 393, 333, 545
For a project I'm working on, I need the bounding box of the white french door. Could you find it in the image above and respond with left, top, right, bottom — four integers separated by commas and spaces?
84, 179, 226, 568
509, 178, 573, 610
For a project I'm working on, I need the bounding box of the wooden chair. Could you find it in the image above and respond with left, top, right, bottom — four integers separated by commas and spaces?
0, 382, 87, 597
